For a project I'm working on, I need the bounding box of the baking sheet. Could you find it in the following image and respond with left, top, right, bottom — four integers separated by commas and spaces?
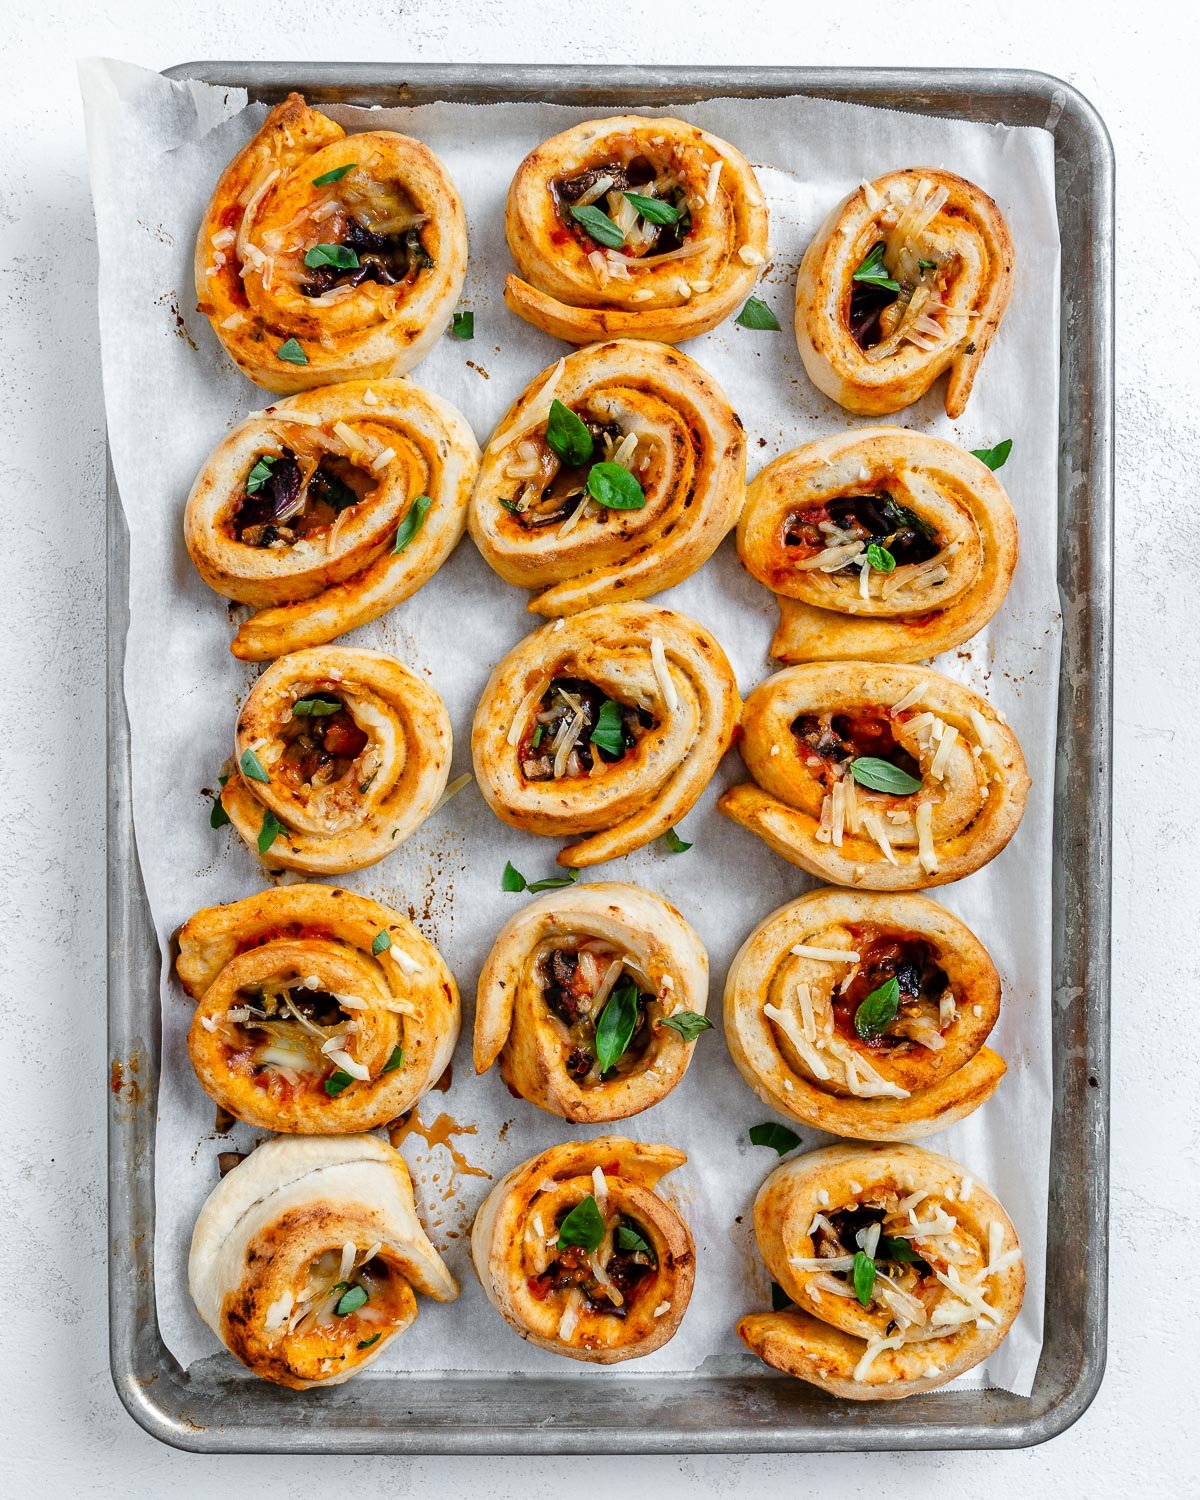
83, 58, 1060, 1395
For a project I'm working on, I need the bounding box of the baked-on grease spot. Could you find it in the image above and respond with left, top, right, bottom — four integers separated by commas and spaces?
155, 290, 198, 350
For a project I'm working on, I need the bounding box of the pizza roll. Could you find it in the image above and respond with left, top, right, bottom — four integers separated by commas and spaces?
795, 169, 1014, 417
719, 662, 1029, 890
737, 429, 1018, 663
218, 646, 451, 874
196, 93, 467, 392
504, 114, 768, 344
177, 884, 459, 1133
469, 340, 745, 616
471, 602, 740, 866
470, 1138, 695, 1363
185, 379, 479, 661
738, 1142, 1024, 1400
724, 888, 1004, 1139
475, 881, 709, 1121
189, 1135, 457, 1388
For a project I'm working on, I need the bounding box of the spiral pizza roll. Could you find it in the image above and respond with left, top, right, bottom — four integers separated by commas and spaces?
177, 885, 459, 1134
738, 1143, 1024, 1400
725, 889, 1003, 1139
795, 169, 1014, 418
218, 646, 451, 874
719, 662, 1029, 890
475, 882, 709, 1121
196, 93, 467, 393
185, 379, 479, 661
738, 429, 1018, 664
189, 1135, 457, 1388
504, 115, 769, 344
468, 341, 745, 616
471, 1138, 695, 1363
472, 603, 740, 866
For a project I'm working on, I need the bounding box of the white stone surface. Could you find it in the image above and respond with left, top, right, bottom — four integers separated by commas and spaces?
0, 0, 1191, 1493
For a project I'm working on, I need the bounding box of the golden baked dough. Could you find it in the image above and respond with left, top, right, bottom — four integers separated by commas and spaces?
196, 93, 467, 392
177, 884, 459, 1133
738, 1142, 1024, 1400
795, 168, 1014, 417
475, 881, 709, 1121
738, 429, 1018, 663
469, 340, 745, 615
185, 379, 479, 661
724, 888, 1004, 1139
471, 602, 740, 866
189, 1135, 457, 1388
470, 1138, 695, 1363
504, 114, 768, 343
218, 646, 451, 874
719, 662, 1029, 889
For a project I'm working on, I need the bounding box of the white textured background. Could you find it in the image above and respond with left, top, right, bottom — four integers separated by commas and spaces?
0, 0, 1190, 1493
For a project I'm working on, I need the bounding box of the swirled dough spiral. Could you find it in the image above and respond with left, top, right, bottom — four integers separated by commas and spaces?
469, 341, 745, 615
471, 603, 740, 866
737, 429, 1018, 663
185, 379, 479, 661
219, 646, 452, 874
470, 1138, 695, 1363
724, 888, 1004, 1139
719, 662, 1029, 889
795, 168, 1014, 418
189, 1135, 457, 1388
504, 115, 769, 344
475, 881, 709, 1121
738, 1143, 1024, 1400
196, 93, 467, 392
177, 884, 459, 1133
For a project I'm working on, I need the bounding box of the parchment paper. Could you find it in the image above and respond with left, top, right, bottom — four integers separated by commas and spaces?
82, 58, 1060, 1394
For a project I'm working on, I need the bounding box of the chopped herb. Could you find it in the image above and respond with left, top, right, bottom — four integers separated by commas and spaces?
879, 1235, 928, 1268
356, 1333, 382, 1350
866, 542, 896, 573
303, 243, 359, 270
616, 1225, 652, 1254
586, 461, 645, 510
499, 498, 522, 517
292, 695, 342, 717
749, 1122, 801, 1156
623, 191, 680, 225
659, 1011, 713, 1042
735, 296, 781, 331
257, 808, 285, 855
245, 455, 278, 494
853, 1250, 877, 1307
595, 980, 639, 1074
501, 861, 528, 892
359, 771, 378, 794
335, 1284, 368, 1316
239, 748, 270, 784
569, 203, 625, 249
450, 310, 474, 340
324, 1069, 354, 1097
371, 929, 392, 956
501, 861, 579, 894
770, 1281, 794, 1311
589, 699, 626, 757
276, 337, 308, 365
382, 1044, 404, 1073
312, 163, 356, 186
545, 399, 594, 467
970, 438, 1013, 472
854, 975, 901, 1042
881, 495, 938, 544
849, 757, 923, 795
918, 257, 938, 272
557, 1194, 605, 1252
532, 724, 545, 748
209, 793, 231, 829
392, 494, 432, 553
661, 826, 692, 853
851, 242, 900, 293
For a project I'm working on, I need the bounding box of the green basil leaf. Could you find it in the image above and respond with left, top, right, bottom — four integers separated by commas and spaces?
595, 980, 639, 1074
557, 1194, 606, 1252
291, 695, 342, 717
449, 309, 474, 339
245, 455, 278, 494
586, 461, 645, 510
371, 929, 392, 956
532, 723, 545, 748
359, 772, 378, 794
661, 826, 692, 853
303, 242, 359, 270
257, 808, 285, 855
526, 867, 580, 894
392, 494, 432, 553
881, 496, 939, 544
770, 1281, 794, 1311
209, 793, 231, 829
878, 1235, 927, 1268
312, 163, 356, 186
276, 337, 308, 365
499, 498, 522, 516
853, 1250, 877, 1307
659, 1011, 713, 1042
918, 257, 938, 271
335, 1284, 368, 1316
569, 204, 625, 248
356, 1332, 382, 1350
970, 438, 1013, 472
589, 699, 626, 757
616, 1225, 652, 1254
866, 542, 896, 573
735, 296, 782, 331
545, 399, 594, 467
239, 748, 270, 784
324, 1069, 353, 1097
501, 861, 528, 892
382, 1044, 404, 1074
749, 1122, 801, 1156
623, 191, 680, 225
851, 242, 901, 293
854, 976, 901, 1042
849, 757, 923, 795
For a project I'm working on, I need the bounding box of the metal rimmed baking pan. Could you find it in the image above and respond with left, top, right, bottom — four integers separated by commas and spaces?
108, 63, 1113, 1453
